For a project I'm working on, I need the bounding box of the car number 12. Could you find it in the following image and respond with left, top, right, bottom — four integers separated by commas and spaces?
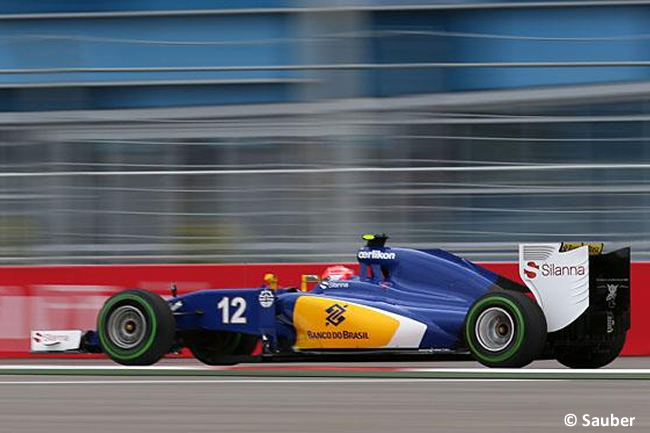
217, 297, 247, 324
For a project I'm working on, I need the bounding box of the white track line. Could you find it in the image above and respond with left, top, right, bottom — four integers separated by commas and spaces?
410, 368, 650, 374
0, 378, 551, 385
0, 365, 216, 370
0, 366, 647, 374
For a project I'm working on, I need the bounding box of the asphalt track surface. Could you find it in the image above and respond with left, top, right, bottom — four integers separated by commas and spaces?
0, 358, 649, 433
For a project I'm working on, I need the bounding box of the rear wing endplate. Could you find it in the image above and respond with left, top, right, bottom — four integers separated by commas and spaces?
519, 243, 630, 333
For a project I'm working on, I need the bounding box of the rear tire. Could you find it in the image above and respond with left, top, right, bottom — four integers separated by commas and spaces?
186, 331, 258, 366
465, 291, 547, 368
555, 333, 626, 369
97, 290, 175, 366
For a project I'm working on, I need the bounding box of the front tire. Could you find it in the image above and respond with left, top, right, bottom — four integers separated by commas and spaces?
97, 290, 175, 366
465, 291, 547, 368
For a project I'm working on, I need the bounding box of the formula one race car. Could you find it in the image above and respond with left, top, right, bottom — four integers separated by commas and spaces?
31, 235, 630, 368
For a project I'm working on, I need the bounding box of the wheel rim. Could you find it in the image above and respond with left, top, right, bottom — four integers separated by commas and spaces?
107, 305, 148, 349
475, 307, 515, 352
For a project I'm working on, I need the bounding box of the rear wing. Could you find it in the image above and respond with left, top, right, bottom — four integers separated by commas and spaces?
519, 243, 630, 334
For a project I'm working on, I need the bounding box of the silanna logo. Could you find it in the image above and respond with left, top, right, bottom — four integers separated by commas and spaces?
523, 261, 586, 279
325, 304, 347, 326
524, 261, 539, 279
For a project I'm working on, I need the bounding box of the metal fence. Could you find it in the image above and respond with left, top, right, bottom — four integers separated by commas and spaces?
2, 90, 650, 263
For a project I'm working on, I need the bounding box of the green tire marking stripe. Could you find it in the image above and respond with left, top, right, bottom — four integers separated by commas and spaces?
98, 294, 158, 361
465, 296, 525, 363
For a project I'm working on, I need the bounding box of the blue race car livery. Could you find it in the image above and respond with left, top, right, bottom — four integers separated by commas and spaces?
32, 234, 630, 368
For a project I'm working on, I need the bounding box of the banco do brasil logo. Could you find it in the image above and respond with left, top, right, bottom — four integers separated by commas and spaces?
325, 304, 347, 326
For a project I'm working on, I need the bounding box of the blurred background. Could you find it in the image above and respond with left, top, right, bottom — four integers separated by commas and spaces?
2, 0, 650, 264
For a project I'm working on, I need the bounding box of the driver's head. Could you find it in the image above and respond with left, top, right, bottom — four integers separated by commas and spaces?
321, 265, 355, 282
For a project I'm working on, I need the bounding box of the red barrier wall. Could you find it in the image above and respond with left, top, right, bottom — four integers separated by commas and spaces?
0, 262, 646, 357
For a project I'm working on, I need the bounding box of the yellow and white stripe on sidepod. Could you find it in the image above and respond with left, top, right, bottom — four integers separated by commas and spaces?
293, 296, 427, 349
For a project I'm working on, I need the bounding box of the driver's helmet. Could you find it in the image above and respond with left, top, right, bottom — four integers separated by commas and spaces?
321, 265, 355, 282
